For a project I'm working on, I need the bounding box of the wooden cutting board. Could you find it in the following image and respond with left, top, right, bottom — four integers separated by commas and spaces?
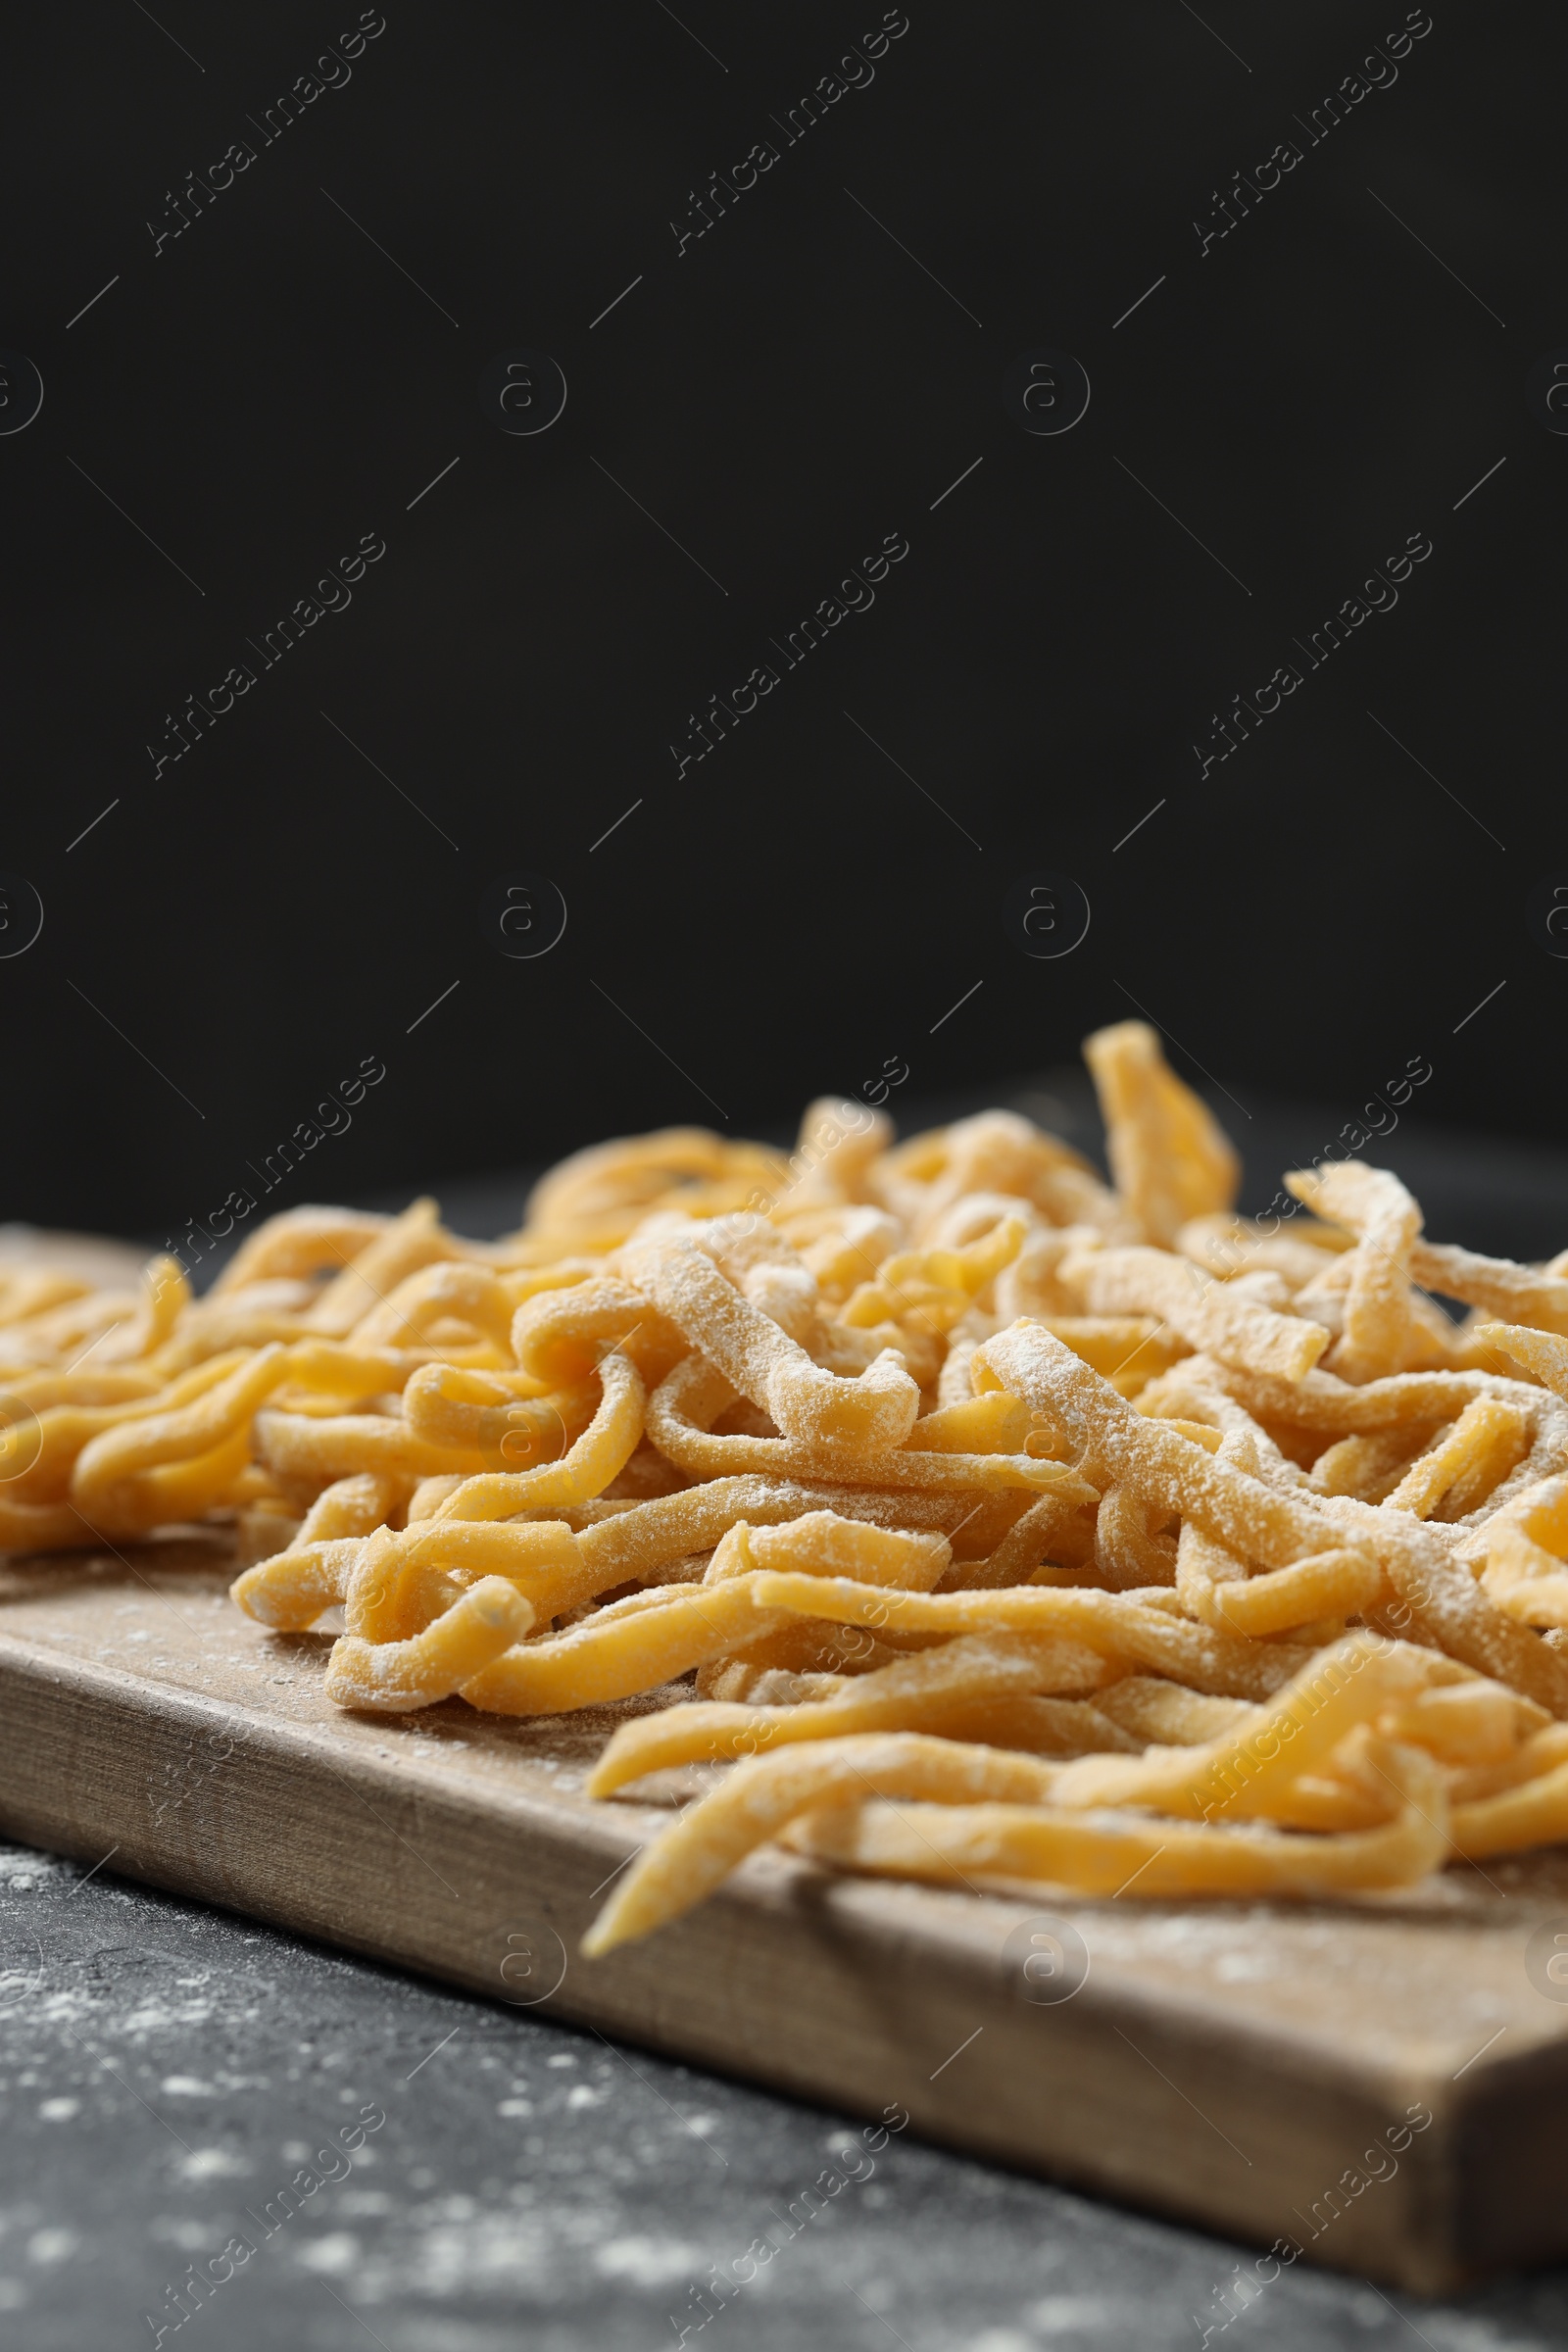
2, 1536, 1567, 2296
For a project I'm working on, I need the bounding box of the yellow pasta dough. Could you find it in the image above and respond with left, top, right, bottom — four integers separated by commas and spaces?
8, 1021, 1568, 1953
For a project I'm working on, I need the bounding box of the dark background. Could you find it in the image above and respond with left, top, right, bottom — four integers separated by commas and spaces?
3, 1, 1562, 1244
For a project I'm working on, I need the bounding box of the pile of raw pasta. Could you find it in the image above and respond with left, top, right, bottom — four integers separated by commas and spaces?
9, 1020, 1568, 1954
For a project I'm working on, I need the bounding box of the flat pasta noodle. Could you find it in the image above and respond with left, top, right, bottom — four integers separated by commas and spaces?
568, 1474, 980, 1586
1063, 1244, 1328, 1383
1287, 1163, 1424, 1381
1091, 1675, 1256, 1746
585, 1632, 1121, 1792
342, 1518, 588, 1643
1451, 1758, 1568, 1858
457, 1579, 791, 1715
1042, 1633, 1444, 1824
1193, 1352, 1568, 1452
1381, 1396, 1530, 1519
1083, 1020, 1241, 1247
1176, 1514, 1382, 1640
302, 1200, 458, 1339
1409, 1244, 1568, 1336
253, 1407, 491, 1486
704, 1513, 953, 1592
782, 1738, 1447, 1899
740, 1571, 1320, 1700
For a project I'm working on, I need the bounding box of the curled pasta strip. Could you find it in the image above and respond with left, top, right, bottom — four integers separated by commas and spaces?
1410, 1243, 1568, 1335
151, 1305, 318, 1377
211, 1207, 392, 1296
1471, 1475, 1568, 1628
1201, 1355, 1568, 1445
977, 1321, 1354, 1569
349, 1260, 521, 1354
344, 1517, 585, 1643
565, 1474, 970, 1591
587, 1720, 1449, 1948
1065, 1245, 1326, 1384
433, 1348, 645, 1521
270, 1341, 418, 1397
1093, 1677, 1255, 1746
401, 1362, 596, 1463
1309, 1428, 1435, 1503
1477, 1321, 1568, 1400
1177, 1519, 1381, 1640
294, 1470, 402, 1543
0, 1255, 192, 1376
878, 1109, 1119, 1240
644, 1354, 1092, 1502
325, 1577, 535, 1712
584, 1733, 1061, 1952
1029, 1315, 1186, 1398
231, 1538, 366, 1630
509, 1277, 685, 1388
1171, 1419, 1382, 1636
1176, 1214, 1348, 1291
90, 1255, 190, 1365
771, 1097, 891, 1216
838, 1213, 1029, 1340
13, 1351, 251, 1505
305, 1200, 457, 1338
253, 1408, 489, 1489
71, 1345, 300, 1520
638, 1238, 921, 1458
1093, 1486, 1177, 1590
229, 1469, 426, 1627
456, 1513, 960, 1717
92, 1429, 256, 1536
903, 1391, 1040, 1453
1305, 1483, 1568, 1713
956, 1492, 1092, 1589
518, 1127, 791, 1257
1452, 1755, 1568, 1857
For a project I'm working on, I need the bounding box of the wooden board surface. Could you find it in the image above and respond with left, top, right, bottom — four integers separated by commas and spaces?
2, 1538, 1567, 2294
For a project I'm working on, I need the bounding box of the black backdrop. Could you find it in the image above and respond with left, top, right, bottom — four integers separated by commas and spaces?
4, 1, 1564, 1243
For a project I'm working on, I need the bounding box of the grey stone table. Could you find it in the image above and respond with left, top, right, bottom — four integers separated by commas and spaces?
10, 1080, 1568, 2349
4, 1838, 1568, 2352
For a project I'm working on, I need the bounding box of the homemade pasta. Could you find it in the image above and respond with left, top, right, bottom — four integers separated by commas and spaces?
10, 1022, 1568, 1952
